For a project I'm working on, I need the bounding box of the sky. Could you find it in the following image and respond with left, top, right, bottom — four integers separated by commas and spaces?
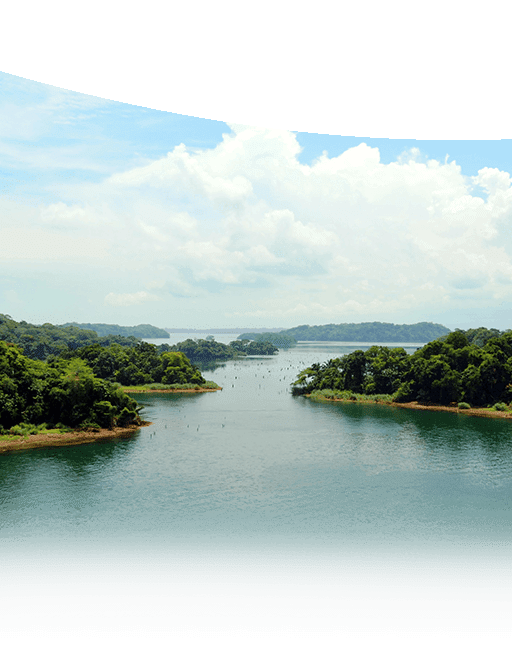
2, 70, 512, 330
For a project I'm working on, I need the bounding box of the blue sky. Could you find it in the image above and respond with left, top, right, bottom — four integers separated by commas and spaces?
2, 70, 512, 330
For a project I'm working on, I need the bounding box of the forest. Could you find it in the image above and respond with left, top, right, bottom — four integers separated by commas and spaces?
62, 322, 170, 338
0, 315, 288, 435
236, 332, 297, 348
292, 328, 512, 408
58, 341, 220, 387
0, 315, 279, 365
165, 338, 279, 363
0, 340, 142, 432
0, 314, 140, 360
278, 321, 450, 342
0, 317, 220, 435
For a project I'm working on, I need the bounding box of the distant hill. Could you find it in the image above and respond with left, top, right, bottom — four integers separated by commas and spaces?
62, 322, 169, 339
165, 328, 284, 334
236, 332, 297, 348
263, 322, 451, 343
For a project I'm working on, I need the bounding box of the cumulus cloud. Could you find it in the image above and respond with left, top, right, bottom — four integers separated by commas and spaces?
35, 125, 512, 322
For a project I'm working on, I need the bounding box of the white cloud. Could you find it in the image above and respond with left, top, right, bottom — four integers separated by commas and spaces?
104, 291, 160, 307
27, 125, 512, 323
51, 124, 512, 315
0, 226, 108, 260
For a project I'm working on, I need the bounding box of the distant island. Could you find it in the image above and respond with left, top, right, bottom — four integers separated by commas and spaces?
62, 322, 170, 339
165, 328, 284, 334
250, 321, 451, 343
164, 338, 279, 364
236, 332, 297, 348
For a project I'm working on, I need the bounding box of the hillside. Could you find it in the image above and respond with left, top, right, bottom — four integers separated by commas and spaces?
62, 322, 169, 339
271, 322, 450, 343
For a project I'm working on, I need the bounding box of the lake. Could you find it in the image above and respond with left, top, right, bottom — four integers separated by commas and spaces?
2, 336, 512, 645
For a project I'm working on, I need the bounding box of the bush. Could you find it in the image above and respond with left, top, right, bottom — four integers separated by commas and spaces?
458, 402, 471, 410
493, 402, 508, 411
117, 407, 140, 426
9, 422, 44, 436
92, 400, 116, 428
202, 381, 220, 389
79, 420, 101, 432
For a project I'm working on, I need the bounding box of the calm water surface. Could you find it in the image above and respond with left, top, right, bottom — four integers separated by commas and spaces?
2, 338, 512, 560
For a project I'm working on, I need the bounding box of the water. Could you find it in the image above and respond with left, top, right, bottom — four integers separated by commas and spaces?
2, 340, 512, 644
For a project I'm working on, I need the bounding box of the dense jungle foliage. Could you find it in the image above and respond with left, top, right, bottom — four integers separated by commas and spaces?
0, 341, 141, 432
236, 332, 297, 348
292, 328, 512, 407
279, 321, 450, 342
59, 342, 209, 386
164, 338, 278, 363
0, 316, 279, 368
0, 314, 140, 361
62, 322, 169, 338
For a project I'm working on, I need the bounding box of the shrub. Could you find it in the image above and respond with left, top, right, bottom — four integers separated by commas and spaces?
8, 422, 44, 436
92, 400, 116, 428
79, 420, 101, 432
458, 402, 471, 410
117, 406, 140, 426
493, 402, 508, 411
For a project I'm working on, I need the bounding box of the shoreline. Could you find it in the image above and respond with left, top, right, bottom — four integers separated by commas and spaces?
0, 421, 152, 455
123, 387, 221, 394
307, 396, 512, 419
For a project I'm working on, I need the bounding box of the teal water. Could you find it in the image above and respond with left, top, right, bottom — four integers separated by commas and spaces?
1, 340, 512, 561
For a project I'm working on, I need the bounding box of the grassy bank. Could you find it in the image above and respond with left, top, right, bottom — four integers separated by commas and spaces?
306, 389, 512, 419
0, 421, 151, 454
121, 381, 221, 393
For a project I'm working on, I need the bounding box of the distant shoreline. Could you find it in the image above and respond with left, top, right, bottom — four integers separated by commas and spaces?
307, 396, 512, 419
0, 421, 152, 455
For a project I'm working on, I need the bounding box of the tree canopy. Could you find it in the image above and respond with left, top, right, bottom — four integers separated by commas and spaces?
162, 338, 278, 364
62, 322, 169, 338
236, 332, 297, 348
0, 341, 141, 431
292, 328, 512, 407
277, 321, 450, 343
58, 341, 207, 386
0, 314, 140, 361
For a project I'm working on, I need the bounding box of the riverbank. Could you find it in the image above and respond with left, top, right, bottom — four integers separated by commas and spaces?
122, 386, 222, 393
0, 421, 151, 454
307, 395, 512, 419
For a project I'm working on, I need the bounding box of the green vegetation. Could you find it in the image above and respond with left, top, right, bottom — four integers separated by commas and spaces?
0, 341, 141, 433
163, 338, 278, 364
309, 389, 395, 403
277, 321, 450, 343
0, 314, 140, 361
122, 381, 220, 392
62, 322, 169, 339
292, 329, 512, 408
0, 317, 223, 437
440, 326, 502, 347
228, 339, 279, 355
59, 342, 208, 386
236, 332, 296, 348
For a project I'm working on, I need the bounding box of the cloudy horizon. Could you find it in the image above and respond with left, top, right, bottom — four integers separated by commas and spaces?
2, 72, 512, 332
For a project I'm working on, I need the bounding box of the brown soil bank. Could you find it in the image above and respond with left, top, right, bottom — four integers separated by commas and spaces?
394, 401, 512, 419
0, 421, 152, 455
310, 396, 512, 420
